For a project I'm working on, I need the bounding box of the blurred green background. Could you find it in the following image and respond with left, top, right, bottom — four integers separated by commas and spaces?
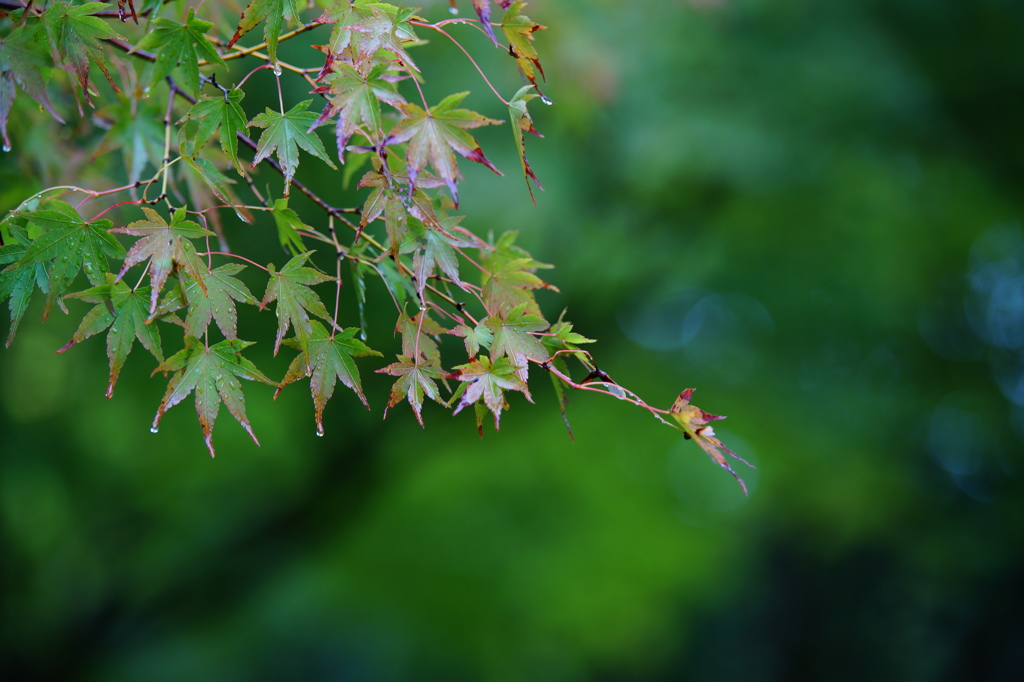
3, 0, 1024, 679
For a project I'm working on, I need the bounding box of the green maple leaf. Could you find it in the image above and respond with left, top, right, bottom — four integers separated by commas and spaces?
387, 92, 503, 207
377, 353, 445, 427
508, 85, 544, 202
0, 224, 51, 346
226, 0, 301, 64
57, 276, 162, 398
134, 8, 226, 98
485, 302, 549, 378
111, 207, 214, 313
156, 263, 258, 340
41, 1, 124, 105
399, 216, 476, 295
249, 100, 337, 196
275, 321, 382, 435
6, 199, 125, 319
178, 89, 248, 171
481, 232, 556, 316
450, 319, 492, 358
669, 388, 754, 495
260, 251, 334, 356
448, 355, 532, 431
502, 1, 546, 88
269, 198, 309, 256
542, 313, 595, 356
151, 336, 276, 457
0, 22, 65, 151
314, 62, 406, 158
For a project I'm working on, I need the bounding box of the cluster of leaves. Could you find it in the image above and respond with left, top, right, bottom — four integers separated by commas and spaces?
0, 0, 750, 490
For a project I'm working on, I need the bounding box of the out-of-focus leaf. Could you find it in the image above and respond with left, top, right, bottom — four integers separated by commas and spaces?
41, 1, 124, 105
226, 0, 301, 64
0, 22, 65, 151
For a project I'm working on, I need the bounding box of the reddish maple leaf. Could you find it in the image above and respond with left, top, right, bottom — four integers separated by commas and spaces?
386, 92, 503, 207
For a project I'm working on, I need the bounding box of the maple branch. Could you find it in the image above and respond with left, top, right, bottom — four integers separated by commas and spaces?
209, 21, 322, 63
412, 21, 512, 106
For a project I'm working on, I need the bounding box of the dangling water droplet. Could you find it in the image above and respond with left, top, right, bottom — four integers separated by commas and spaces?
150, 425, 159, 434
2, 143, 11, 153
448, 5, 458, 14
272, 63, 282, 77
540, 94, 554, 105
316, 425, 325, 437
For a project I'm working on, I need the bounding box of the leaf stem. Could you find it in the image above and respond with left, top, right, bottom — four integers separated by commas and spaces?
412, 21, 512, 106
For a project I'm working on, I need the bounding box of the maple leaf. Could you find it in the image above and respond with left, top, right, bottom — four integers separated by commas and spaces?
0, 224, 51, 346
386, 92, 503, 207
155, 263, 258, 340
399, 216, 477, 295
41, 1, 124, 106
260, 251, 334, 356
502, 1, 547, 88
0, 22, 65, 152
92, 90, 165, 188
347, 5, 422, 73
669, 388, 754, 495
484, 302, 549, 381
249, 100, 337, 196
376, 311, 447, 425
480, 231, 557, 316
57, 276, 162, 398
151, 336, 277, 457
111, 207, 213, 313
315, 0, 378, 65
312, 62, 406, 159
6, 199, 125, 319
269, 198, 309, 256
226, 0, 301, 64
358, 169, 445, 253
450, 320, 493, 358
508, 85, 544, 202
275, 321, 382, 435
377, 353, 445, 427
179, 89, 248, 172
448, 355, 532, 431
133, 8, 226, 98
